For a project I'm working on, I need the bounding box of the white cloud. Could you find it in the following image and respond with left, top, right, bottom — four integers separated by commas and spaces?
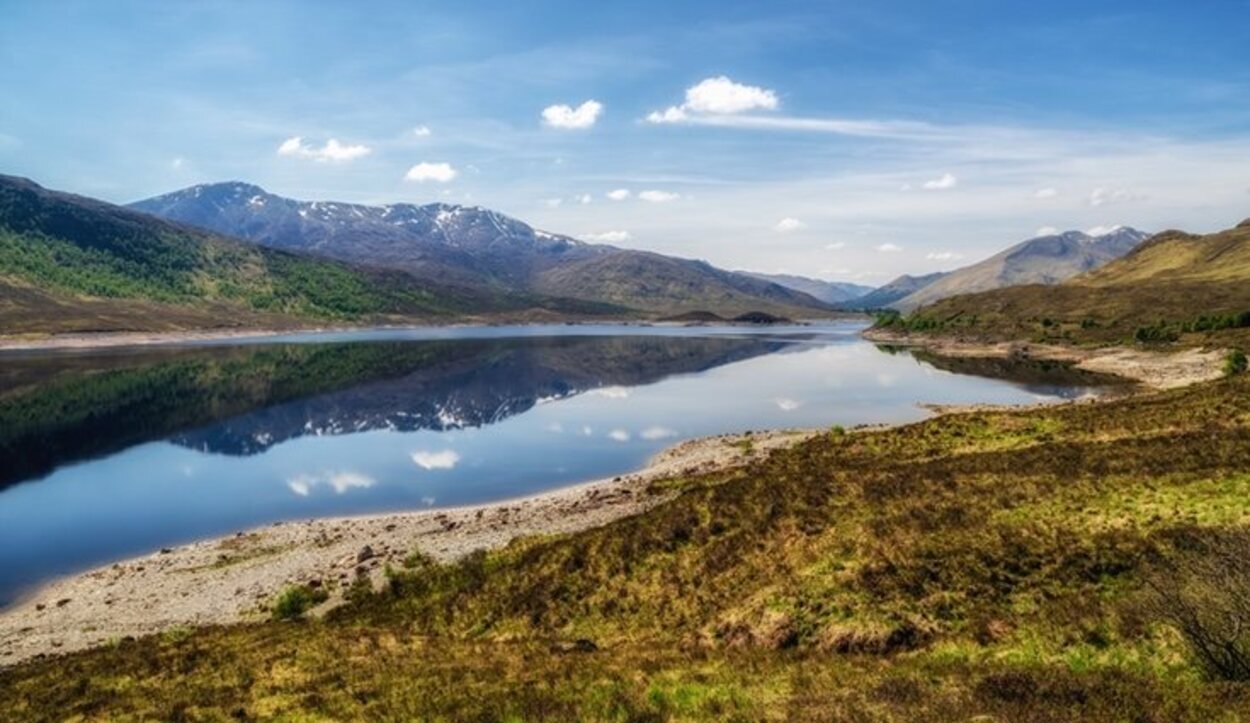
646, 106, 688, 124
774, 217, 806, 233
1034, 187, 1058, 199
825, 242, 846, 250
581, 230, 632, 243
543, 197, 564, 208
876, 243, 903, 253
608, 429, 631, 442
542, 100, 603, 129
1086, 224, 1125, 237
606, 188, 631, 201
1089, 187, 1133, 207
411, 449, 461, 470
926, 251, 964, 261
922, 173, 958, 190
413, 125, 432, 137
639, 190, 680, 203
576, 193, 592, 205
640, 426, 677, 440
1036, 226, 1060, 236
775, 397, 803, 411
647, 76, 778, 123
404, 162, 457, 183
277, 136, 371, 162
170, 157, 185, 169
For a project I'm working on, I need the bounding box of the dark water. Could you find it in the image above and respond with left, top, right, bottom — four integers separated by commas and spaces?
0, 322, 1116, 604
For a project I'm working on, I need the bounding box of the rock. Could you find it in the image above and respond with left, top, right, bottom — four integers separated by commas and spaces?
55, 598, 71, 608
307, 579, 322, 589
551, 638, 598, 654
357, 545, 376, 563
384, 523, 397, 532
160, 547, 173, 555
34, 603, 45, 611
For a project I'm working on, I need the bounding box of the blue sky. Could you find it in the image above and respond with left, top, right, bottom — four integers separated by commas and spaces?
2, 0, 1248, 282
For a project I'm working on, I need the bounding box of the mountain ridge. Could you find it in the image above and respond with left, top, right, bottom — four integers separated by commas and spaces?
889, 226, 1148, 312
0, 175, 624, 335
736, 271, 874, 305
131, 183, 836, 318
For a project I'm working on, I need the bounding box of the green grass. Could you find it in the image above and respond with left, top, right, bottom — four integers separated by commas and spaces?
6, 374, 1250, 719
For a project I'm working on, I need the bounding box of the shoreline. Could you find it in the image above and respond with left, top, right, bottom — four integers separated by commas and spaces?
0, 317, 845, 353
0, 428, 816, 667
0, 333, 1226, 667
862, 328, 1229, 390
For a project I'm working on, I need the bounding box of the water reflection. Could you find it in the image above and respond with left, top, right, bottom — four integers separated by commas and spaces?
0, 323, 1118, 603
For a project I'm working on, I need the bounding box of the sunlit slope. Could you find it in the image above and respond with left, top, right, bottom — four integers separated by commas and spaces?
885, 219, 1250, 344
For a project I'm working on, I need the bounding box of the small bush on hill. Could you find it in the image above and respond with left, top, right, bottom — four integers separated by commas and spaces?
1227, 349, 1248, 376
272, 584, 328, 621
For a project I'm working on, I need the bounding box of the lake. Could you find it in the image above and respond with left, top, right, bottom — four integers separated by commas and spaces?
0, 321, 1117, 605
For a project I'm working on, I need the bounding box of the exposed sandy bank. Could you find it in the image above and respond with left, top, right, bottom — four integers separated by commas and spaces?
0, 429, 814, 667
863, 328, 1228, 390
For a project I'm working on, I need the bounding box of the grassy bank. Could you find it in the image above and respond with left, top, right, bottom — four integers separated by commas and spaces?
4, 368, 1250, 718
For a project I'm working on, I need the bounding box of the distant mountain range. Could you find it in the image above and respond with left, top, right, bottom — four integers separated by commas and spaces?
851, 272, 951, 310
886, 227, 1148, 312
890, 219, 1250, 343
737, 272, 874, 305
130, 183, 834, 319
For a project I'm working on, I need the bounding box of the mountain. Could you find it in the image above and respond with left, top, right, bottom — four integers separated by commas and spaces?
737, 272, 874, 305
130, 183, 835, 318
0, 175, 620, 335
888, 220, 1250, 343
851, 272, 949, 310
890, 227, 1147, 312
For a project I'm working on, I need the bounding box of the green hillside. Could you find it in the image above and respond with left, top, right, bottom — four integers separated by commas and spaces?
6, 372, 1250, 719
876, 220, 1250, 346
0, 176, 625, 335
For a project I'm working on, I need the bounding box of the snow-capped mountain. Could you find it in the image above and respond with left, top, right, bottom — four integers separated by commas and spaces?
129, 182, 835, 316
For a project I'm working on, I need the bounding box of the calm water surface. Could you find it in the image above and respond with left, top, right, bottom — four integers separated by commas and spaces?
0, 322, 1115, 604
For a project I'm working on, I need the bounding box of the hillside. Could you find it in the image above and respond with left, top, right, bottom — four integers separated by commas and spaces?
850, 271, 948, 309
0, 176, 624, 335
532, 251, 834, 316
131, 183, 835, 319
882, 220, 1250, 345
891, 227, 1147, 312
6, 372, 1250, 719
737, 271, 873, 305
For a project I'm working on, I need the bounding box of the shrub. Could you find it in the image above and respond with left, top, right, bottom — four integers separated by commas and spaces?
1227, 350, 1248, 377
1141, 529, 1250, 680
272, 584, 328, 621
1133, 324, 1178, 344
